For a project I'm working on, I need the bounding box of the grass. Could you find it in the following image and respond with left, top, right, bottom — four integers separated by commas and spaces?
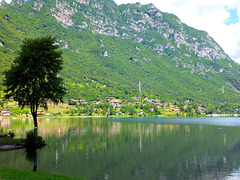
0, 139, 81, 179
0, 167, 81, 180
0, 138, 26, 145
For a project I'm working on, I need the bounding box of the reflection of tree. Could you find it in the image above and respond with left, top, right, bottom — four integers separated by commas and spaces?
5, 118, 240, 179
25, 148, 37, 171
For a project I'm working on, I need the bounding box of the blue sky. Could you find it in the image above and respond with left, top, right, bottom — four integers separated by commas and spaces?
224, 8, 239, 25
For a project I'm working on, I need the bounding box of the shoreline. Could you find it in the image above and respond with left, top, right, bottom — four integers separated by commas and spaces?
0, 144, 25, 151
0, 136, 47, 151
1, 113, 240, 120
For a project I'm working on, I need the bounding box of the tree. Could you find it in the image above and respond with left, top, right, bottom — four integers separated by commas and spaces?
128, 106, 135, 115
4, 36, 66, 134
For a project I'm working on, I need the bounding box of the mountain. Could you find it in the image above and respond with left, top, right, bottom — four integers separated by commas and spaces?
0, 0, 240, 104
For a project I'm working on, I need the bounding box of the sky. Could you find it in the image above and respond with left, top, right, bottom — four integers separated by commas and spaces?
1, 0, 240, 63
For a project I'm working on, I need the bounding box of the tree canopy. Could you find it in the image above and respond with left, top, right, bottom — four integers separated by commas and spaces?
4, 36, 66, 133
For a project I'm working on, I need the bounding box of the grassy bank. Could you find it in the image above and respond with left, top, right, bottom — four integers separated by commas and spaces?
0, 138, 25, 146
0, 167, 80, 180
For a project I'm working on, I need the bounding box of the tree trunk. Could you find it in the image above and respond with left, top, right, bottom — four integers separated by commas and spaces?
32, 113, 38, 135
33, 155, 37, 172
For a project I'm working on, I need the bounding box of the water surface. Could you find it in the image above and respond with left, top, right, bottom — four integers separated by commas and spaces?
1, 117, 240, 179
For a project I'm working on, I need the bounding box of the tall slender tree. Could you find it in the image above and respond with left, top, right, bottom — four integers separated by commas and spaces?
4, 36, 66, 134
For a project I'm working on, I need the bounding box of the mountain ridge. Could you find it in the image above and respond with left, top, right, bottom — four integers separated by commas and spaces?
0, 0, 240, 104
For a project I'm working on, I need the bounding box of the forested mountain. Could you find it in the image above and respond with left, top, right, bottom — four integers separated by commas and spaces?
1, 0, 240, 104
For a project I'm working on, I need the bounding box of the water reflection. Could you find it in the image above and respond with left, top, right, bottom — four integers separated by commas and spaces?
1, 117, 240, 179
0, 118, 11, 128
25, 148, 37, 171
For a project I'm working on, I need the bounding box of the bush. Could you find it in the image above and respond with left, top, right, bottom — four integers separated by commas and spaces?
26, 130, 44, 147
8, 130, 15, 138
26, 130, 37, 147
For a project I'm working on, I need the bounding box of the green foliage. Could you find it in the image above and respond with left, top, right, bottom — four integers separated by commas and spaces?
8, 130, 15, 138
10, 106, 29, 115
0, 0, 240, 106
26, 130, 38, 147
4, 36, 65, 108
4, 36, 66, 131
0, 167, 80, 180
26, 130, 44, 147
0, 138, 25, 145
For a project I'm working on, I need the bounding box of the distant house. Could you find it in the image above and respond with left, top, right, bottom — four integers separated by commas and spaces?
110, 101, 121, 108
116, 110, 122, 114
1, 109, 12, 116
144, 98, 151, 102
198, 107, 205, 113
131, 97, 142, 100
105, 97, 114, 100
144, 98, 159, 103
174, 109, 180, 113
80, 100, 87, 104
70, 99, 87, 104
93, 100, 105, 104
98, 100, 105, 104
37, 110, 45, 115
138, 110, 144, 115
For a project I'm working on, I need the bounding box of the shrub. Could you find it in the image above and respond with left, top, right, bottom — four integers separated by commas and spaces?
26, 130, 44, 147
8, 130, 15, 138
26, 130, 38, 147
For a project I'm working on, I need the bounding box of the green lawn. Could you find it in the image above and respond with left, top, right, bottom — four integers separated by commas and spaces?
0, 167, 81, 180
0, 139, 82, 179
0, 138, 26, 145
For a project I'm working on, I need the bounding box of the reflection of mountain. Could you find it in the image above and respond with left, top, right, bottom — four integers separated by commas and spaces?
1, 118, 240, 179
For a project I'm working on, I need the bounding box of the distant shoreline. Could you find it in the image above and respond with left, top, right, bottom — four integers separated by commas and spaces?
1, 113, 240, 120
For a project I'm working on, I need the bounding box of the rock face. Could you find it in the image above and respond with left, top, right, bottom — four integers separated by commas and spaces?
6, 0, 229, 63
37, 0, 232, 76
45, 0, 230, 67
33, 0, 45, 11
50, 0, 76, 27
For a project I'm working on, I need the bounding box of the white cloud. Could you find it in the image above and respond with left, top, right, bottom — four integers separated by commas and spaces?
115, 0, 240, 63
0, 0, 12, 3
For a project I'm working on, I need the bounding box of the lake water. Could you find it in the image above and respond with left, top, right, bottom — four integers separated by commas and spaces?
1, 117, 240, 179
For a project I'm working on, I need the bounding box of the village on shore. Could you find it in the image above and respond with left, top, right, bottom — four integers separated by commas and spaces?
1, 96, 239, 119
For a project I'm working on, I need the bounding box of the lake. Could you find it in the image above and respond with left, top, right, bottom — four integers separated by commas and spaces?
1, 117, 240, 179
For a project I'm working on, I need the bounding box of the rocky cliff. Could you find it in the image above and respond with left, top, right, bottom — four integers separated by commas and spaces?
46, 0, 230, 61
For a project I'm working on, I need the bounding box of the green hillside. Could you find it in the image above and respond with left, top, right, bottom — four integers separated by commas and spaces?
0, 0, 240, 104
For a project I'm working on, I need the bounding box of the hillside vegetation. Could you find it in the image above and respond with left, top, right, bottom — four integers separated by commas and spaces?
0, 0, 240, 105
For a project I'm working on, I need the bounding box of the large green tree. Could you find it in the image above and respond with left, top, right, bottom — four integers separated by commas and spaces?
4, 36, 66, 133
